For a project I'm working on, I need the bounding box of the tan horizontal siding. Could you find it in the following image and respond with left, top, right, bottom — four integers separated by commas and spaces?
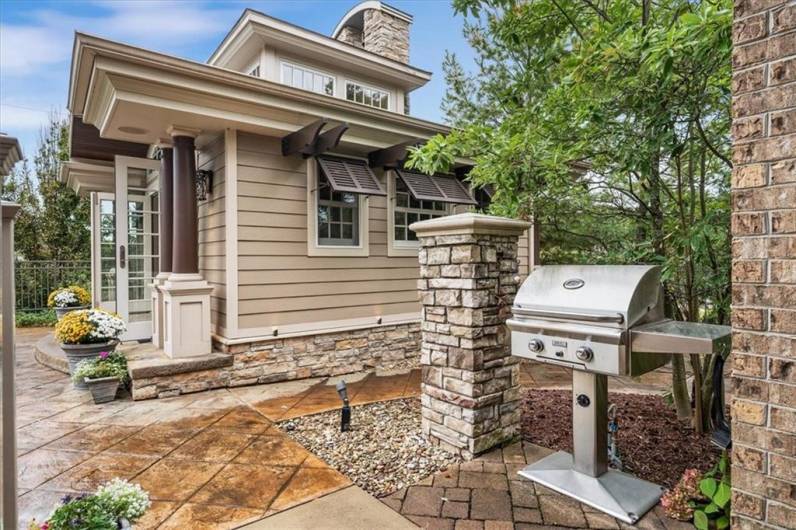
239, 302, 421, 329
198, 133, 227, 331
239, 278, 417, 300
239, 290, 417, 315
239, 267, 419, 285
236, 132, 421, 330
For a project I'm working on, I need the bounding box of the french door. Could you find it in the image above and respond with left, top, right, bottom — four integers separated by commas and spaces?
113, 156, 161, 341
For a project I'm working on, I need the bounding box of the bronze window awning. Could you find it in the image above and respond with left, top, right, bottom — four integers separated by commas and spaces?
395, 169, 477, 205
317, 156, 386, 196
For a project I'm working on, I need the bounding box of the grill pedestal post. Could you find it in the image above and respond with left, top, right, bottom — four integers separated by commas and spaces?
518, 370, 663, 524
572, 371, 608, 477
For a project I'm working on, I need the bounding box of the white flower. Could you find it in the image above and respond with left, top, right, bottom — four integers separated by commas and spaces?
53, 291, 79, 308
95, 478, 150, 520
86, 310, 127, 341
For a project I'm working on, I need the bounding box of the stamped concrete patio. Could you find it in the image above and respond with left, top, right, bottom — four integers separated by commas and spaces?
16, 327, 680, 529
16, 327, 418, 529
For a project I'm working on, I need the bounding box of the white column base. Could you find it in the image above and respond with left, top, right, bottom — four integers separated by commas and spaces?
151, 273, 168, 350
161, 274, 214, 358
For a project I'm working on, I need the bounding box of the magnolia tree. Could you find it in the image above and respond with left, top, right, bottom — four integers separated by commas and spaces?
409, 0, 732, 431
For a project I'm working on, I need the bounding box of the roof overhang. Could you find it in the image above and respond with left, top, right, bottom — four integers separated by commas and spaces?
0, 135, 23, 177
59, 158, 114, 195
68, 33, 451, 159
69, 116, 149, 162
207, 9, 430, 91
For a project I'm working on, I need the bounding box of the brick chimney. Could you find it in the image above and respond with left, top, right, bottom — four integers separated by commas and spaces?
333, 2, 412, 64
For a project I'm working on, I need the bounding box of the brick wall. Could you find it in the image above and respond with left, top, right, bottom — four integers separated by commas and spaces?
731, 1, 796, 528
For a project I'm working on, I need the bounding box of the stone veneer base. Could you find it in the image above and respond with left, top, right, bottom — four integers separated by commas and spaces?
129, 321, 421, 400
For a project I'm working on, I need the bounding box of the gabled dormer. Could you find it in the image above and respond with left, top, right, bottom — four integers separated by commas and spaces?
207, 1, 429, 115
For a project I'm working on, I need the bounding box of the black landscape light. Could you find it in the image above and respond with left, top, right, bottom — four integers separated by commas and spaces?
336, 381, 351, 432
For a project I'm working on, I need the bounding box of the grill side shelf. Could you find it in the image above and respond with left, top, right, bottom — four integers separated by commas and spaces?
630, 320, 731, 355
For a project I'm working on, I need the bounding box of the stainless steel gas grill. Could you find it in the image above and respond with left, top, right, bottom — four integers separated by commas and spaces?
507, 265, 730, 524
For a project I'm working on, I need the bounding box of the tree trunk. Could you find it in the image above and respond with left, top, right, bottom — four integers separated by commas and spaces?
672, 355, 692, 420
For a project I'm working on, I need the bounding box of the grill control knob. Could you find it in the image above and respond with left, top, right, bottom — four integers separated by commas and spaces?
576, 346, 594, 362
528, 339, 544, 353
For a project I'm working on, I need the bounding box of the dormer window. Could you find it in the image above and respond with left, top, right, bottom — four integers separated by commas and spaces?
345, 80, 389, 110
281, 61, 335, 96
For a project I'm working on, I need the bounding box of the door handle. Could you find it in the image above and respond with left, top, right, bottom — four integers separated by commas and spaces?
120, 245, 126, 269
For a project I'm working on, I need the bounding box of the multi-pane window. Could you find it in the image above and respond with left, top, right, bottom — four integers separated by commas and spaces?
281, 62, 334, 96
393, 178, 446, 242
345, 81, 389, 110
318, 173, 359, 246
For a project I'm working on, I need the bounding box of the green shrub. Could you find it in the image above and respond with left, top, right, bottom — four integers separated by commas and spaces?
72, 352, 128, 384
16, 310, 57, 328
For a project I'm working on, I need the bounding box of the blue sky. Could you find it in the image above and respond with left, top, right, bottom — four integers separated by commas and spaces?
0, 0, 474, 161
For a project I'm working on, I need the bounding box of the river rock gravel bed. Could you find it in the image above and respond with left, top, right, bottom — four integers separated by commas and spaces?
278, 398, 460, 497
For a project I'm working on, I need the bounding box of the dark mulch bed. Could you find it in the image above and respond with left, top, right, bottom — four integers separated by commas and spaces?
520, 389, 720, 488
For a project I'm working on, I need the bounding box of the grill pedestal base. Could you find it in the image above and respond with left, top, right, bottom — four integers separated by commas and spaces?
518, 451, 663, 524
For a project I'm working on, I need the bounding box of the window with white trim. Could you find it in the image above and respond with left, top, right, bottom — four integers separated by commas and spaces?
317, 173, 359, 246
393, 178, 447, 242
345, 81, 389, 110
306, 160, 372, 258
281, 61, 334, 96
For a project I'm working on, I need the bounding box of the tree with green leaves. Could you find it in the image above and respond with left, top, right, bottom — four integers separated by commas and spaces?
3, 114, 90, 262
409, 0, 732, 431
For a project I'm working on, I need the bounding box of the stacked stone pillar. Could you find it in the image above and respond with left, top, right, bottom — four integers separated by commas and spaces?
731, 2, 796, 528
411, 213, 531, 459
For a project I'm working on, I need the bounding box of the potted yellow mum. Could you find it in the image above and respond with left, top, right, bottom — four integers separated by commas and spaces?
55, 309, 126, 388
48, 285, 91, 320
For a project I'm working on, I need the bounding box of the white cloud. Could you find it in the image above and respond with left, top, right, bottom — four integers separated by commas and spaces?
0, 104, 61, 131
0, 2, 238, 76
0, 24, 73, 75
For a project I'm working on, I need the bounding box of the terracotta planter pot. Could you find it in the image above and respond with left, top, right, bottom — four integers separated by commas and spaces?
55, 305, 90, 321
60, 341, 119, 389
84, 376, 120, 404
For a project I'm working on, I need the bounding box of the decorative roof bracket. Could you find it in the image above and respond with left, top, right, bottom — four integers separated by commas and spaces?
281, 119, 349, 158
281, 119, 327, 157
312, 124, 349, 157
367, 140, 422, 169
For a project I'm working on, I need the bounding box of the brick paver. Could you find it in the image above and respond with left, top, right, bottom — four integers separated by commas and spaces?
384, 441, 693, 529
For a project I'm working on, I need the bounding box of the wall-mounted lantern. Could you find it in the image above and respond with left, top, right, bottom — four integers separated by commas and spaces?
195, 170, 213, 201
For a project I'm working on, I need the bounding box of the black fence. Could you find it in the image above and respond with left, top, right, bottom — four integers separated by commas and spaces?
15, 260, 91, 312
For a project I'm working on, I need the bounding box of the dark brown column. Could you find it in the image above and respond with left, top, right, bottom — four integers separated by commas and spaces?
159, 147, 174, 275
171, 135, 198, 274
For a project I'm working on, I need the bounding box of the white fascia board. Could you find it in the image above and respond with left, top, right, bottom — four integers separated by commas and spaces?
208, 10, 430, 90
75, 40, 450, 142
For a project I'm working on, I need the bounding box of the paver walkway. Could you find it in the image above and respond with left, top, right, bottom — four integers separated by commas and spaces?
15, 328, 417, 529
382, 442, 694, 530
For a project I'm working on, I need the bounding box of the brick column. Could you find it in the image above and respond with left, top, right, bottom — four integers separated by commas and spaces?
412, 213, 531, 459
731, 2, 796, 529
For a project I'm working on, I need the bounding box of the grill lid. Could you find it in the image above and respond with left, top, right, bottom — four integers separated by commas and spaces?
513, 265, 662, 329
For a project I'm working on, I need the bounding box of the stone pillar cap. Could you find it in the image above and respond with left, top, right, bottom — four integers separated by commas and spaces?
410, 212, 531, 237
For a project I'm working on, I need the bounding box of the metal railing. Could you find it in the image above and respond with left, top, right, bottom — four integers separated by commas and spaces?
14, 260, 91, 312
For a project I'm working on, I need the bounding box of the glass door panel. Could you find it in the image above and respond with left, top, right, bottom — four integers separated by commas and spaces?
98, 195, 116, 312
115, 156, 160, 341
127, 193, 159, 325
